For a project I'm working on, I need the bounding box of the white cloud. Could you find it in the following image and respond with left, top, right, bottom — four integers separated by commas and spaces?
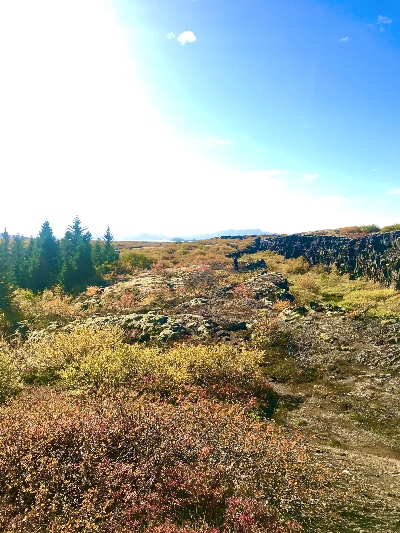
177, 31, 197, 45
377, 15, 392, 24
166, 32, 175, 39
301, 173, 319, 183
338, 36, 349, 42
389, 188, 400, 195
207, 136, 232, 147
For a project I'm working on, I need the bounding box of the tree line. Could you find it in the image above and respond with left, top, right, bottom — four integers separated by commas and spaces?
0, 217, 119, 310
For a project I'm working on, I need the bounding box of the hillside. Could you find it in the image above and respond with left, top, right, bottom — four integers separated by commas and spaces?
0, 236, 400, 531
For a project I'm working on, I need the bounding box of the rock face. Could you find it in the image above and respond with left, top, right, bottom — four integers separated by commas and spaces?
259, 232, 400, 288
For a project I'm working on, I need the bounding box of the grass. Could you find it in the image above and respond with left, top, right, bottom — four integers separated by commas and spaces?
114, 237, 256, 269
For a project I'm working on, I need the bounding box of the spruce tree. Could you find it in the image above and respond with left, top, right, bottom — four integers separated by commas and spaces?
35, 220, 61, 291
103, 225, 118, 264
60, 216, 95, 292
10, 234, 26, 287
0, 229, 11, 309
92, 239, 104, 268
24, 237, 40, 291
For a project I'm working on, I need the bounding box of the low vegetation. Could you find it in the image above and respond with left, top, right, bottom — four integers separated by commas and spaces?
1, 230, 400, 531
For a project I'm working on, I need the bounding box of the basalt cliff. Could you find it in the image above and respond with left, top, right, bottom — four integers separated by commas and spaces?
253, 232, 400, 288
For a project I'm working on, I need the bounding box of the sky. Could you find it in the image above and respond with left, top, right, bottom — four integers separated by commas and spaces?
1, 0, 400, 238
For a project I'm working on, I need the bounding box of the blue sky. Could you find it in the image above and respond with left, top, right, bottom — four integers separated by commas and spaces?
1, 0, 400, 237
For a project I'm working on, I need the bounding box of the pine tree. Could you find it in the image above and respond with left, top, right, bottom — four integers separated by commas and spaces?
92, 239, 104, 268
103, 225, 118, 264
24, 237, 40, 291
60, 216, 95, 292
0, 229, 11, 309
10, 234, 26, 287
34, 220, 61, 291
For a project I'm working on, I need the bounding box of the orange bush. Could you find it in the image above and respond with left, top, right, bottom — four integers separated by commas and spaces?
0, 390, 344, 532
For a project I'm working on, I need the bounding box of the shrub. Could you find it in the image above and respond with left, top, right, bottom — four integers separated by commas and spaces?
20, 325, 125, 384
0, 345, 21, 402
108, 252, 157, 277
339, 224, 379, 235
358, 224, 380, 233
380, 223, 400, 233
61, 340, 269, 405
290, 273, 320, 305
0, 390, 346, 531
341, 288, 400, 316
122, 251, 155, 270
19, 326, 269, 404
283, 257, 310, 275
0, 311, 13, 338
12, 288, 80, 330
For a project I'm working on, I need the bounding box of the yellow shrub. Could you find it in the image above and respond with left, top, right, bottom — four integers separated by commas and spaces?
18, 323, 265, 393
22, 325, 125, 383
283, 256, 310, 274
0, 311, 13, 337
12, 288, 80, 329
0, 346, 21, 402
60, 337, 264, 393
61, 344, 141, 390
295, 273, 320, 292
342, 288, 400, 316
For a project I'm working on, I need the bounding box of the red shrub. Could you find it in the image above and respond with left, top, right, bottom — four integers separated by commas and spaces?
0, 389, 344, 532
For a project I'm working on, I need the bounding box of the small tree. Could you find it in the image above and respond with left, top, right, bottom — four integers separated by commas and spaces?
0, 229, 11, 310
92, 239, 104, 268
10, 234, 25, 287
60, 216, 95, 293
34, 221, 61, 291
103, 225, 118, 264
24, 237, 40, 291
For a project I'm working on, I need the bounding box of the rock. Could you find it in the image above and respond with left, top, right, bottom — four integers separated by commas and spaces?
280, 307, 308, 322
238, 259, 267, 271
243, 272, 293, 302
259, 232, 400, 289
157, 328, 181, 342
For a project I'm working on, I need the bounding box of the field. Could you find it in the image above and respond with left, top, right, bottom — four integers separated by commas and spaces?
0, 238, 400, 532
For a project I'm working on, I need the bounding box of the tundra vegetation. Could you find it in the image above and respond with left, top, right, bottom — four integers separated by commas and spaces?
0, 223, 399, 531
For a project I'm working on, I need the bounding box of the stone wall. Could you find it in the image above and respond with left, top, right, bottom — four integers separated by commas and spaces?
257, 232, 400, 289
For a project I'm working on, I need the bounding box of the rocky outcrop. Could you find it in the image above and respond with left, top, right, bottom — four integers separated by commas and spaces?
242, 272, 293, 301
26, 270, 295, 344
258, 232, 400, 288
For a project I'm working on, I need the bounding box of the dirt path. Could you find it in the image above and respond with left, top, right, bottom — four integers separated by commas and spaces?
273, 380, 400, 532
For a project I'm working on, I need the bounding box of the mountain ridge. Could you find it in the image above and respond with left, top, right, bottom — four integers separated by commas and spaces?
118, 229, 272, 241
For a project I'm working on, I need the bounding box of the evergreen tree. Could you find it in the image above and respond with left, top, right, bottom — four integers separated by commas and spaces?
10, 234, 26, 287
60, 216, 95, 292
92, 239, 104, 268
103, 225, 118, 264
24, 237, 40, 291
34, 220, 61, 291
0, 229, 11, 309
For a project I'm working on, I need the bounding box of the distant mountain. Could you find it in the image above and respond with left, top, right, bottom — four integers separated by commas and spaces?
181, 229, 270, 240
118, 233, 172, 242
118, 229, 272, 242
